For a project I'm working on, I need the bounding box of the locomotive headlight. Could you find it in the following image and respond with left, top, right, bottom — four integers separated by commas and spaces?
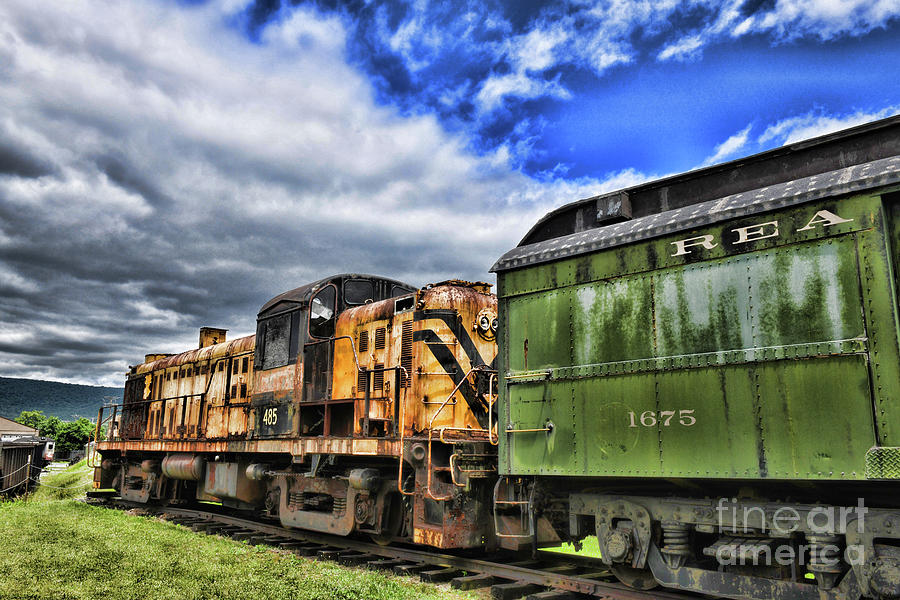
475, 309, 497, 340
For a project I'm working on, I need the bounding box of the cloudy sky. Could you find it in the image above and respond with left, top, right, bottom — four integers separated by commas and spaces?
0, 0, 898, 386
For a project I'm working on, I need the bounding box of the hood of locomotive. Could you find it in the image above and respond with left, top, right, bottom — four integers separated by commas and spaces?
333, 281, 498, 436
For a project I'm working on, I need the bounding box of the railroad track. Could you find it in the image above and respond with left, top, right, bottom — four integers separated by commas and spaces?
88, 496, 697, 600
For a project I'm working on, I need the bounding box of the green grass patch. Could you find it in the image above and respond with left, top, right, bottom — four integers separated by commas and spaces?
0, 464, 474, 600
29, 460, 94, 501
542, 536, 602, 558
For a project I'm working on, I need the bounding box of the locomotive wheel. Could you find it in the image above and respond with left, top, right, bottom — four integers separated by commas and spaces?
370, 533, 392, 546
611, 565, 657, 590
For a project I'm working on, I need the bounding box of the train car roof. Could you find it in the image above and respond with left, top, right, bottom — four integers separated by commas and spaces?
132, 334, 255, 376
492, 115, 900, 273
257, 273, 415, 317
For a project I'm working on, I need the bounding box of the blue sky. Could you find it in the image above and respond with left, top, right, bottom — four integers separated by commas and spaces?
234, 0, 900, 178
0, 0, 898, 384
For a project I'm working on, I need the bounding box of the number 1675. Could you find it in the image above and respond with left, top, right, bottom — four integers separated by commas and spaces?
628, 410, 696, 427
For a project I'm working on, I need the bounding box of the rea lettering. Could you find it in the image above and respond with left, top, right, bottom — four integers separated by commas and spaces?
670, 210, 853, 257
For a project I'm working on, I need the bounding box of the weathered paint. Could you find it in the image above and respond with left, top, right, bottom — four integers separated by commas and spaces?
498, 195, 895, 480
333, 282, 498, 437
97, 278, 500, 550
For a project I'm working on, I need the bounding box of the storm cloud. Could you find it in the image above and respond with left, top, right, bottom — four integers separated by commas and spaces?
2, 0, 896, 387
0, 0, 611, 385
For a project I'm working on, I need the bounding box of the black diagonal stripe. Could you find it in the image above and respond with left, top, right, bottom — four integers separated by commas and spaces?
413, 329, 488, 427
414, 309, 489, 367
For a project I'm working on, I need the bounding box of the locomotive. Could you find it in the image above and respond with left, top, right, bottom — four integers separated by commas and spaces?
96, 116, 900, 599
94, 275, 500, 549
492, 115, 900, 599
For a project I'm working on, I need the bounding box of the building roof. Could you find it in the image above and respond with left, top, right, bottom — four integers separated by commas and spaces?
0, 415, 38, 436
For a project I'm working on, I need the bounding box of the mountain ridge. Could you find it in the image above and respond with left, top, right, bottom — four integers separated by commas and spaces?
0, 376, 122, 421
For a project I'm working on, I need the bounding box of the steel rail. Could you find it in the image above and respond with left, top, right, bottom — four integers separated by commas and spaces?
93, 499, 689, 600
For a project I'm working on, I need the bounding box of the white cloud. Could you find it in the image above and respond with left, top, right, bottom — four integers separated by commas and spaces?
754, 0, 900, 39
695, 106, 899, 173
760, 106, 900, 144
476, 72, 571, 113
701, 124, 753, 166
0, 0, 619, 384
659, 0, 900, 63
513, 26, 570, 72
658, 35, 704, 62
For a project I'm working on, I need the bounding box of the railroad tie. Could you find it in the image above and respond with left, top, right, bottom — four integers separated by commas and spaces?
365, 558, 408, 571
245, 535, 270, 545
392, 563, 429, 576
419, 567, 462, 583
291, 544, 323, 556
276, 541, 308, 549
336, 553, 373, 566
524, 591, 580, 600
490, 581, 544, 600
207, 525, 242, 535
450, 573, 495, 590
261, 536, 289, 545
315, 548, 344, 560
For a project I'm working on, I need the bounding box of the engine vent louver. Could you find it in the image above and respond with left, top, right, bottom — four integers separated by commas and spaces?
374, 327, 386, 350
400, 320, 413, 388
357, 369, 367, 394
358, 330, 369, 353
373, 364, 384, 392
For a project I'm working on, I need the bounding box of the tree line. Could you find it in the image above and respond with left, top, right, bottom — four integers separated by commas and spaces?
15, 410, 100, 455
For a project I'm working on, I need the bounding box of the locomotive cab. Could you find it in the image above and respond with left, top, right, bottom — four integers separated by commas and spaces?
250, 274, 414, 439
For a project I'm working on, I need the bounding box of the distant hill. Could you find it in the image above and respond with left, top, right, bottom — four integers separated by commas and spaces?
0, 377, 122, 422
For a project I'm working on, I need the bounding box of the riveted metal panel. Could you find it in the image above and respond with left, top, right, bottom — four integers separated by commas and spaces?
499, 193, 892, 481
656, 367, 760, 478
505, 381, 577, 474
754, 355, 873, 479
574, 374, 659, 477
655, 259, 751, 356
506, 289, 573, 372
857, 219, 900, 446
865, 446, 900, 478
570, 276, 655, 365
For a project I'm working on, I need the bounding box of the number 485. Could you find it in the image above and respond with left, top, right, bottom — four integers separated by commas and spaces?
628, 409, 696, 428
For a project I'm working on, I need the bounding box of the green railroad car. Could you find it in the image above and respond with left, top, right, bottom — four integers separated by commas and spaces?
492, 116, 900, 599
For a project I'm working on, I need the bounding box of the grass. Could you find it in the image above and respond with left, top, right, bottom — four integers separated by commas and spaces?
542, 536, 602, 558
0, 464, 475, 600
29, 459, 94, 501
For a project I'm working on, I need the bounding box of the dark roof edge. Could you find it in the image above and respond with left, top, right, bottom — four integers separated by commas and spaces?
492, 155, 900, 273
258, 273, 415, 316
516, 114, 900, 247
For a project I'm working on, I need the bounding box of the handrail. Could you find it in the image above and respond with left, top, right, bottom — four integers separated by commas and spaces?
488, 372, 497, 445
303, 335, 362, 372
396, 370, 415, 497
87, 406, 107, 468
424, 365, 496, 500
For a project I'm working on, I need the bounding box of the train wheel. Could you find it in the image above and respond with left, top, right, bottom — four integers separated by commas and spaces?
611, 565, 657, 590
370, 533, 392, 546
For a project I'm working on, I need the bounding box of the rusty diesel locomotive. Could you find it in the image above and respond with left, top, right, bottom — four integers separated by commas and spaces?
94, 275, 500, 549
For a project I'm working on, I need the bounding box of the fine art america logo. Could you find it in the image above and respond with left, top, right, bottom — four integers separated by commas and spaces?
714, 497, 867, 567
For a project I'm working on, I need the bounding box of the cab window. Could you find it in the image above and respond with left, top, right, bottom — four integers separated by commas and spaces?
344, 279, 374, 305
309, 285, 336, 339
260, 313, 290, 369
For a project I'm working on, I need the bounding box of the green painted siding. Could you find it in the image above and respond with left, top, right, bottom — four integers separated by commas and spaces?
499, 195, 897, 481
